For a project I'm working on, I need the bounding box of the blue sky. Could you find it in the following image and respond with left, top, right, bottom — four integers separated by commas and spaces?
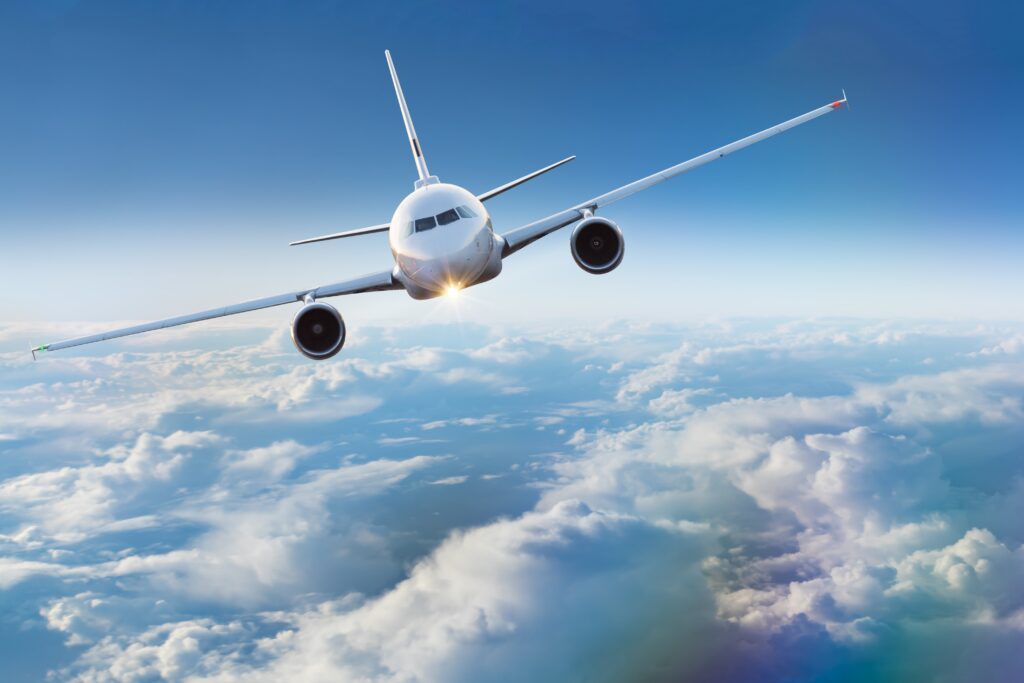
2, 3, 1024, 682
1, 0, 1023, 327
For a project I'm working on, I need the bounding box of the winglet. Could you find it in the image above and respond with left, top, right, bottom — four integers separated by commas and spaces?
830, 89, 850, 111
30, 344, 47, 361
842, 88, 850, 110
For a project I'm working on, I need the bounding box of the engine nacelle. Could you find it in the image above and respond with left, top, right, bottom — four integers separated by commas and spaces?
291, 302, 346, 360
570, 216, 624, 274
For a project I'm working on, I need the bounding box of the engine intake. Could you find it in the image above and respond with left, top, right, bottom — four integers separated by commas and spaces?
571, 216, 624, 274
291, 302, 346, 360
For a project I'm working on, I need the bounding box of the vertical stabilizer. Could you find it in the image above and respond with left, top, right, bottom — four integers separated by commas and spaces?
385, 50, 436, 188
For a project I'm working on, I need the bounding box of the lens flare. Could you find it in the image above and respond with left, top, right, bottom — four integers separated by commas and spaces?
445, 283, 462, 298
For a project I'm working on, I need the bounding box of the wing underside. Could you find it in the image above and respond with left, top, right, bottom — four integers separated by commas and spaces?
32, 269, 401, 357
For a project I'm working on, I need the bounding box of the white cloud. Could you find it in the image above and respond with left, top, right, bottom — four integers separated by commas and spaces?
467, 337, 548, 364
647, 387, 714, 417
0, 557, 76, 589
91, 455, 442, 608
222, 440, 321, 483
738, 427, 950, 562
0, 431, 221, 544
860, 364, 1024, 426
615, 344, 694, 401
429, 475, 468, 486
63, 619, 251, 682
890, 528, 1024, 619
421, 415, 498, 430
41, 592, 166, 647
376, 436, 422, 445
5, 320, 1024, 681
975, 333, 1024, 356
81, 501, 714, 683
529, 336, 1024, 670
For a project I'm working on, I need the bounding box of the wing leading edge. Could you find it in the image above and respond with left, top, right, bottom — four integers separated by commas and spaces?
31, 270, 401, 358
500, 94, 848, 256
289, 223, 390, 246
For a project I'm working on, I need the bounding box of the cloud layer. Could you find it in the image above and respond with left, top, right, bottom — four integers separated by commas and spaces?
2, 319, 1023, 681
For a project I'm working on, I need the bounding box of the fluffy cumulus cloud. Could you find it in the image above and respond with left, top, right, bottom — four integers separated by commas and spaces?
1, 319, 1024, 681
177, 501, 715, 683
0, 430, 221, 544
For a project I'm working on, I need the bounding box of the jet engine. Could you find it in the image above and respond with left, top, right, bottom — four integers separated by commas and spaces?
291, 302, 346, 360
570, 216, 624, 274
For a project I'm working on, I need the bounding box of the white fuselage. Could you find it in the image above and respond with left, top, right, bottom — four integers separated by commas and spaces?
388, 182, 503, 299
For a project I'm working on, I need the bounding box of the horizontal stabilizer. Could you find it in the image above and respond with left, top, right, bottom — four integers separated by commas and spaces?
477, 156, 575, 202
289, 223, 390, 246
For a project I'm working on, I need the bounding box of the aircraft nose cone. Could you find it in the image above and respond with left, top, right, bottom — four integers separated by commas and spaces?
407, 225, 492, 293
449, 228, 494, 284
428, 258, 479, 291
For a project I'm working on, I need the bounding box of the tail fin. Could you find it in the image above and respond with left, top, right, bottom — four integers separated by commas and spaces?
385, 50, 437, 188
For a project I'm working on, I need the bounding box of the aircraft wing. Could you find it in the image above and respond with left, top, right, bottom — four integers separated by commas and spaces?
31, 269, 401, 358
289, 223, 390, 246
500, 94, 848, 256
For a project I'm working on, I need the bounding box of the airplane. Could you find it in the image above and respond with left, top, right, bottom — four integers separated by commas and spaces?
32, 50, 848, 361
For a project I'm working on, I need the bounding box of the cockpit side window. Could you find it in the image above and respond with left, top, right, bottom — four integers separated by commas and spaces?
414, 216, 437, 232
436, 208, 460, 226
456, 205, 477, 219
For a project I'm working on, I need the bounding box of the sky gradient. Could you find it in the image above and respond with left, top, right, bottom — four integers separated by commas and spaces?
2, 0, 1023, 328
2, 3, 1024, 682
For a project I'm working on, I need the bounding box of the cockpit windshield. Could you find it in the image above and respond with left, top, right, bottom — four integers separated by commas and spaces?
436, 209, 459, 226
410, 205, 479, 233
414, 216, 437, 232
